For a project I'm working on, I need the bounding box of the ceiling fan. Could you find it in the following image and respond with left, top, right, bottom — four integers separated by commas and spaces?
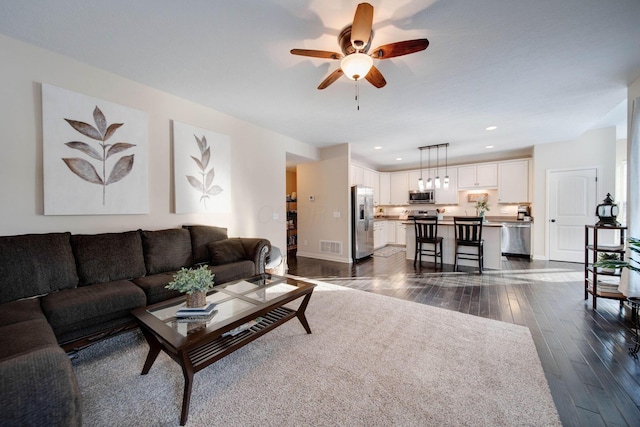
290, 3, 429, 90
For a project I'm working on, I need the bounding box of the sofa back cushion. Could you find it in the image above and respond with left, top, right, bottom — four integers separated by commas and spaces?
0, 233, 78, 304
141, 228, 193, 274
208, 238, 248, 265
71, 231, 146, 286
184, 225, 228, 264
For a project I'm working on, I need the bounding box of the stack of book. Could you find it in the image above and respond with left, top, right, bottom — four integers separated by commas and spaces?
175, 303, 217, 322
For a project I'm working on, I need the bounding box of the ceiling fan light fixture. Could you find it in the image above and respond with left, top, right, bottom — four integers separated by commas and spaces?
340, 53, 373, 81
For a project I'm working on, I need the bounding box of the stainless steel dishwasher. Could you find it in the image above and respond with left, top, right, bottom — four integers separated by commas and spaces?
501, 222, 532, 258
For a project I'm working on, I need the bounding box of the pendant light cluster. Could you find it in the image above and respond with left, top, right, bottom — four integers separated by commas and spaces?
418, 143, 450, 190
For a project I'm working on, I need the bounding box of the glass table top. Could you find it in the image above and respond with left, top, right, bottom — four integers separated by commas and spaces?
146, 274, 300, 337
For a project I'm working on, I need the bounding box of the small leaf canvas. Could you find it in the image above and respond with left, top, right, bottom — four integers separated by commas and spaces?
173, 121, 231, 213
42, 84, 148, 215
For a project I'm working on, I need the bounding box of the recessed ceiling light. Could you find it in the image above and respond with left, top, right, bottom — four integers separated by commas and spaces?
396, 157, 403, 161
485, 145, 494, 149
374, 146, 382, 150
486, 126, 497, 131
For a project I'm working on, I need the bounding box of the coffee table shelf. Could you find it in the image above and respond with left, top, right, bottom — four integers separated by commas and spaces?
187, 305, 295, 369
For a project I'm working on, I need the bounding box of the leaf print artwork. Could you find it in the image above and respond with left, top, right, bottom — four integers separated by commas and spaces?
62, 106, 136, 205
186, 135, 223, 208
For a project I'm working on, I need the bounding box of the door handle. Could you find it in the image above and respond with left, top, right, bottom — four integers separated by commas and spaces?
550, 219, 556, 222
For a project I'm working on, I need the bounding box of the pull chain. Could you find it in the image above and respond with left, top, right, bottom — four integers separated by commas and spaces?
355, 79, 360, 111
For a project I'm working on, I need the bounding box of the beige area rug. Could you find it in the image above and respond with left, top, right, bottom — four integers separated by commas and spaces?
72, 279, 560, 427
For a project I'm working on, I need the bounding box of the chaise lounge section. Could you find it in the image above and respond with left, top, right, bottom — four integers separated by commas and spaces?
0, 225, 270, 426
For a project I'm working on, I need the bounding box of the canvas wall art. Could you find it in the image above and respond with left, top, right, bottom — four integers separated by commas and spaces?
173, 121, 231, 213
42, 84, 148, 215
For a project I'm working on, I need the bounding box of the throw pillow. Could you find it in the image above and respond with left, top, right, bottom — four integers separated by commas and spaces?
207, 239, 247, 265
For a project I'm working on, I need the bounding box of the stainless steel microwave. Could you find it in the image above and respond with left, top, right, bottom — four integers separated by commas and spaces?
408, 190, 435, 204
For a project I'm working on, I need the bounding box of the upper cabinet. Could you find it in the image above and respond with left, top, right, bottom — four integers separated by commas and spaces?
457, 163, 498, 189
390, 172, 409, 205
435, 166, 458, 204
379, 173, 391, 205
498, 160, 530, 203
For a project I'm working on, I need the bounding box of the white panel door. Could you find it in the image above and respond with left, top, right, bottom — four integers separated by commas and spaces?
548, 168, 597, 262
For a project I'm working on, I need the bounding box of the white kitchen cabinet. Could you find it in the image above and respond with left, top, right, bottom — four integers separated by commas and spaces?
498, 160, 529, 203
363, 168, 376, 188
372, 170, 380, 205
386, 220, 396, 243
395, 222, 407, 245
457, 163, 498, 189
434, 166, 458, 204
373, 221, 386, 249
379, 173, 391, 205
350, 164, 363, 186
408, 170, 422, 191
390, 172, 409, 205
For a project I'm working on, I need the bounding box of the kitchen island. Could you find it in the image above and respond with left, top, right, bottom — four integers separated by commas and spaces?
405, 219, 503, 270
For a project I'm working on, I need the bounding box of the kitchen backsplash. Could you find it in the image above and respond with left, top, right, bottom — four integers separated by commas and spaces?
378, 189, 526, 218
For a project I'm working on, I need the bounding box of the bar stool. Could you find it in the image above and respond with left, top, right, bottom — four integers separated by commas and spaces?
413, 216, 443, 269
453, 216, 484, 274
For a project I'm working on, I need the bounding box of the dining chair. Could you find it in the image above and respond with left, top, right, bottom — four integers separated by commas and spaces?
453, 216, 484, 274
413, 216, 443, 269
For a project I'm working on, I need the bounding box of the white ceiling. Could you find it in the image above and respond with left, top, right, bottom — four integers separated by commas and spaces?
1, 0, 639, 170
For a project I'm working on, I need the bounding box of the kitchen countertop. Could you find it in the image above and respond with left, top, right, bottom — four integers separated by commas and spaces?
375, 216, 533, 224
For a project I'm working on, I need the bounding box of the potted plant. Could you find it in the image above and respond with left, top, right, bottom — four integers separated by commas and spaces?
165, 265, 215, 308
475, 199, 490, 219
594, 237, 640, 275
597, 252, 620, 273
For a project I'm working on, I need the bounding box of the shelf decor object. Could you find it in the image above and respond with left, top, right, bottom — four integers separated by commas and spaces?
595, 193, 620, 226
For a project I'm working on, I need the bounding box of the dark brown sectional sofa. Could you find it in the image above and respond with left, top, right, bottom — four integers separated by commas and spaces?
0, 225, 270, 426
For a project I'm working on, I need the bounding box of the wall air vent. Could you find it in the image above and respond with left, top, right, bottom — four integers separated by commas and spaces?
319, 240, 343, 255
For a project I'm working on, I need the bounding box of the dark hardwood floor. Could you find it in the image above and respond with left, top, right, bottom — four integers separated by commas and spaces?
286, 249, 640, 427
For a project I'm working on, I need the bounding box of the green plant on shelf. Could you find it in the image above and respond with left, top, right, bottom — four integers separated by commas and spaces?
593, 237, 640, 274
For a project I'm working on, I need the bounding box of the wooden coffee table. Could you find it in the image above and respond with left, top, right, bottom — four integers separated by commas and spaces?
131, 274, 315, 425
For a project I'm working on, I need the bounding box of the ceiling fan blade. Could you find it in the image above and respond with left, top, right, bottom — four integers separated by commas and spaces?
370, 39, 429, 59
317, 68, 344, 90
290, 49, 343, 60
365, 65, 386, 88
351, 3, 374, 50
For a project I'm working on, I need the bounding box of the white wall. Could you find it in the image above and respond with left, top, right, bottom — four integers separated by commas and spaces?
0, 35, 318, 251
296, 144, 351, 263
531, 127, 617, 259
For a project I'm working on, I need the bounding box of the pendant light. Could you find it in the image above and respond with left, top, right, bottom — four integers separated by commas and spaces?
443, 144, 450, 189
417, 148, 425, 191
434, 145, 441, 189
426, 147, 433, 189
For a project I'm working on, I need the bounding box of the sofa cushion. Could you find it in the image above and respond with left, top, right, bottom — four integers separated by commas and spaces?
71, 231, 146, 286
142, 229, 193, 274
0, 318, 59, 361
0, 298, 47, 327
133, 272, 183, 305
208, 238, 248, 265
184, 225, 228, 264
0, 346, 82, 427
208, 261, 255, 284
41, 280, 146, 338
0, 232, 78, 304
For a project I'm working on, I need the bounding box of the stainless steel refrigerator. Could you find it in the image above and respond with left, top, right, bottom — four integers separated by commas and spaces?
351, 185, 374, 261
